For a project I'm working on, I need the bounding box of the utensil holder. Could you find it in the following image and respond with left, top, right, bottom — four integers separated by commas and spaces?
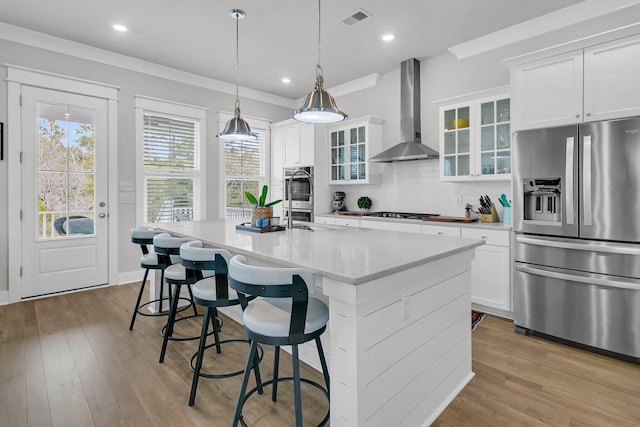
480, 204, 500, 223
502, 206, 511, 224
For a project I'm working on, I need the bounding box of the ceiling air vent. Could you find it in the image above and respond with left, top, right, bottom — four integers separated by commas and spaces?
342, 9, 370, 26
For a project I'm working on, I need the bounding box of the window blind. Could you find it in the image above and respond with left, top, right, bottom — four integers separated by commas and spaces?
143, 114, 200, 223
224, 130, 267, 218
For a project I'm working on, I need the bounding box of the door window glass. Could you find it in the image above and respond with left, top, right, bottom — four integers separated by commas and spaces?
36, 103, 96, 239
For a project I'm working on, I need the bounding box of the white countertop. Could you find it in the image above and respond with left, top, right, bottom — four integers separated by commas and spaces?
156, 220, 484, 285
316, 212, 513, 231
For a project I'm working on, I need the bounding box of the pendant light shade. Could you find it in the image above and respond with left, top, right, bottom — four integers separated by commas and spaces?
218, 9, 257, 142
293, 0, 347, 124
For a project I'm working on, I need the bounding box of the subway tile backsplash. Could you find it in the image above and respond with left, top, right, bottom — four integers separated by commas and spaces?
325, 160, 511, 217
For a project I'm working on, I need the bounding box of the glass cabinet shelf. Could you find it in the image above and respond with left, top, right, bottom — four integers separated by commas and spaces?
329, 116, 383, 185
439, 93, 511, 181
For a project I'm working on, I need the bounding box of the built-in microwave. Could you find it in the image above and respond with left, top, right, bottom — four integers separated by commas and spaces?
283, 166, 313, 210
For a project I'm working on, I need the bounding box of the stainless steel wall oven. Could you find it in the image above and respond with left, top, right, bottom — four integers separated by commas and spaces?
283, 166, 313, 223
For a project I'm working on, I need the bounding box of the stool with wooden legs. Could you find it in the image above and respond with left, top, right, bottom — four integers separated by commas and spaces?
228, 254, 330, 427
178, 240, 263, 406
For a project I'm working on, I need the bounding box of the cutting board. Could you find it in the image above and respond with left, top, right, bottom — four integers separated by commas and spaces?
337, 211, 366, 216
426, 216, 478, 223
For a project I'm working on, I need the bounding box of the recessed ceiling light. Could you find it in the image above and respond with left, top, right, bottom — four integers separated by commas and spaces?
112, 24, 128, 32
382, 34, 394, 42
281, 77, 291, 84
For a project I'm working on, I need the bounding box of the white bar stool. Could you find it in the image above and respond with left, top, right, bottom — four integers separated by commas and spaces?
129, 226, 171, 330
153, 232, 201, 363
179, 241, 263, 406
228, 254, 330, 427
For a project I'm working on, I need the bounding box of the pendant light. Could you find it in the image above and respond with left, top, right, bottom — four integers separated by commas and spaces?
217, 9, 256, 141
292, 0, 347, 124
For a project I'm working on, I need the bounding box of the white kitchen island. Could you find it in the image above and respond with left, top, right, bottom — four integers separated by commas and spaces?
155, 220, 483, 426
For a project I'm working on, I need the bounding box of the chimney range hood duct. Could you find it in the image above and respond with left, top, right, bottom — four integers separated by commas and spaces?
369, 58, 439, 163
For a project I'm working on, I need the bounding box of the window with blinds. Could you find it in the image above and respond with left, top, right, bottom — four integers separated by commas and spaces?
143, 114, 201, 223
224, 129, 267, 219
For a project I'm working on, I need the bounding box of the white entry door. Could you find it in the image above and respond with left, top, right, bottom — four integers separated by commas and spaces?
20, 86, 109, 298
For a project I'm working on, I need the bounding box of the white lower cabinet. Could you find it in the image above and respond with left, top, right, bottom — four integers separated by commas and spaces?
334, 217, 360, 227
360, 220, 421, 234
461, 228, 511, 312
421, 224, 461, 237
315, 216, 336, 225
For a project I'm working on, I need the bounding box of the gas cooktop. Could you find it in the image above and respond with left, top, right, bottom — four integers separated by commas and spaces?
365, 212, 440, 220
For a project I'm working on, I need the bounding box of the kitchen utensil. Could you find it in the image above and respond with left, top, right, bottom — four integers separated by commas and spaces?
499, 194, 510, 207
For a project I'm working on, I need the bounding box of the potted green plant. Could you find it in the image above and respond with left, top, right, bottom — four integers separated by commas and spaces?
357, 196, 372, 212
245, 185, 282, 227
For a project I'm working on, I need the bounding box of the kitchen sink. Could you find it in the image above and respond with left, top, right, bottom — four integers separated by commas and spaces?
292, 224, 341, 232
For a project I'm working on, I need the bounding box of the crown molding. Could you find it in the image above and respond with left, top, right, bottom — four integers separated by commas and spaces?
448, 0, 640, 59
0, 21, 381, 109
0, 21, 296, 108
502, 22, 640, 67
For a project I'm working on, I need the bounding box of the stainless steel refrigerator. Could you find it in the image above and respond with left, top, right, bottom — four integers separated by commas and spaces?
512, 116, 640, 362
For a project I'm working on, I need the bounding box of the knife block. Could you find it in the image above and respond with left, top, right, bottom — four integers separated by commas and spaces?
480, 204, 500, 223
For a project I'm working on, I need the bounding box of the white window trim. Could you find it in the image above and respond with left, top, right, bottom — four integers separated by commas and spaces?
134, 95, 207, 225
218, 111, 271, 219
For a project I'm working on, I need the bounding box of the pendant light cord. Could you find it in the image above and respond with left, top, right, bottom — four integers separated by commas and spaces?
314, 0, 324, 89
317, 0, 321, 69
235, 9, 240, 114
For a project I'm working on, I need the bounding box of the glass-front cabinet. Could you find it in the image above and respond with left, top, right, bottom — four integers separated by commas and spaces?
443, 105, 471, 177
439, 92, 510, 181
329, 116, 383, 184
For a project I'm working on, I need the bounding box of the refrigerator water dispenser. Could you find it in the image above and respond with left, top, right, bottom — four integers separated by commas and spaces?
523, 178, 561, 222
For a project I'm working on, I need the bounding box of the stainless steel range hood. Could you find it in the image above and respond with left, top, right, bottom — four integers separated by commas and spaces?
369, 58, 439, 163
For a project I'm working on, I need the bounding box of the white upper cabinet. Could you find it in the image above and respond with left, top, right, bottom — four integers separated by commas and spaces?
584, 35, 640, 122
439, 93, 511, 181
328, 116, 383, 185
271, 119, 315, 170
271, 127, 284, 186
511, 51, 583, 130
511, 34, 640, 131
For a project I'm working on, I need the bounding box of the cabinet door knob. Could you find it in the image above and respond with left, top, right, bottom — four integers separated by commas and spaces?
575, 114, 580, 118
437, 232, 443, 235
586, 112, 592, 117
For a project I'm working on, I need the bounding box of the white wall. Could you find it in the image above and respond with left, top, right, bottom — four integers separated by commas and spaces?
0, 38, 291, 295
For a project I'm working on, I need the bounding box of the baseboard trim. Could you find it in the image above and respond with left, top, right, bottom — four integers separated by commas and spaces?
118, 270, 141, 286
0, 290, 9, 306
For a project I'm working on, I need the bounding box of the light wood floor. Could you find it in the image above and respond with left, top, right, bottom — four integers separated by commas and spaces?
1, 283, 639, 426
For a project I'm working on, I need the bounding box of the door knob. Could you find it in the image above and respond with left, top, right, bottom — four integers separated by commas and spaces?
99, 213, 106, 218
99, 202, 106, 207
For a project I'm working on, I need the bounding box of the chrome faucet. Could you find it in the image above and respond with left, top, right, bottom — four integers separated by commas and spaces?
286, 168, 313, 229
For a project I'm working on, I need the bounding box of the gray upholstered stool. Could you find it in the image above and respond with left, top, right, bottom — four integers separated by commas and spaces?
179, 241, 263, 406
153, 232, 201, 363
228, 254, 330, 427
129, 226, 172, 330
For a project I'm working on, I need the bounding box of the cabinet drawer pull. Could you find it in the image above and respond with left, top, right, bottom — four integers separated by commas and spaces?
437, 232, 443, 235
481, 236, 488, 239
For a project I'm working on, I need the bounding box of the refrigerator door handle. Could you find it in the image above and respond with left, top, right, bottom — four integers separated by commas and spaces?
516, 235, 640, 255
583, 135, 592, 226
565, 137, 575, 225
516, 263, 640, 291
